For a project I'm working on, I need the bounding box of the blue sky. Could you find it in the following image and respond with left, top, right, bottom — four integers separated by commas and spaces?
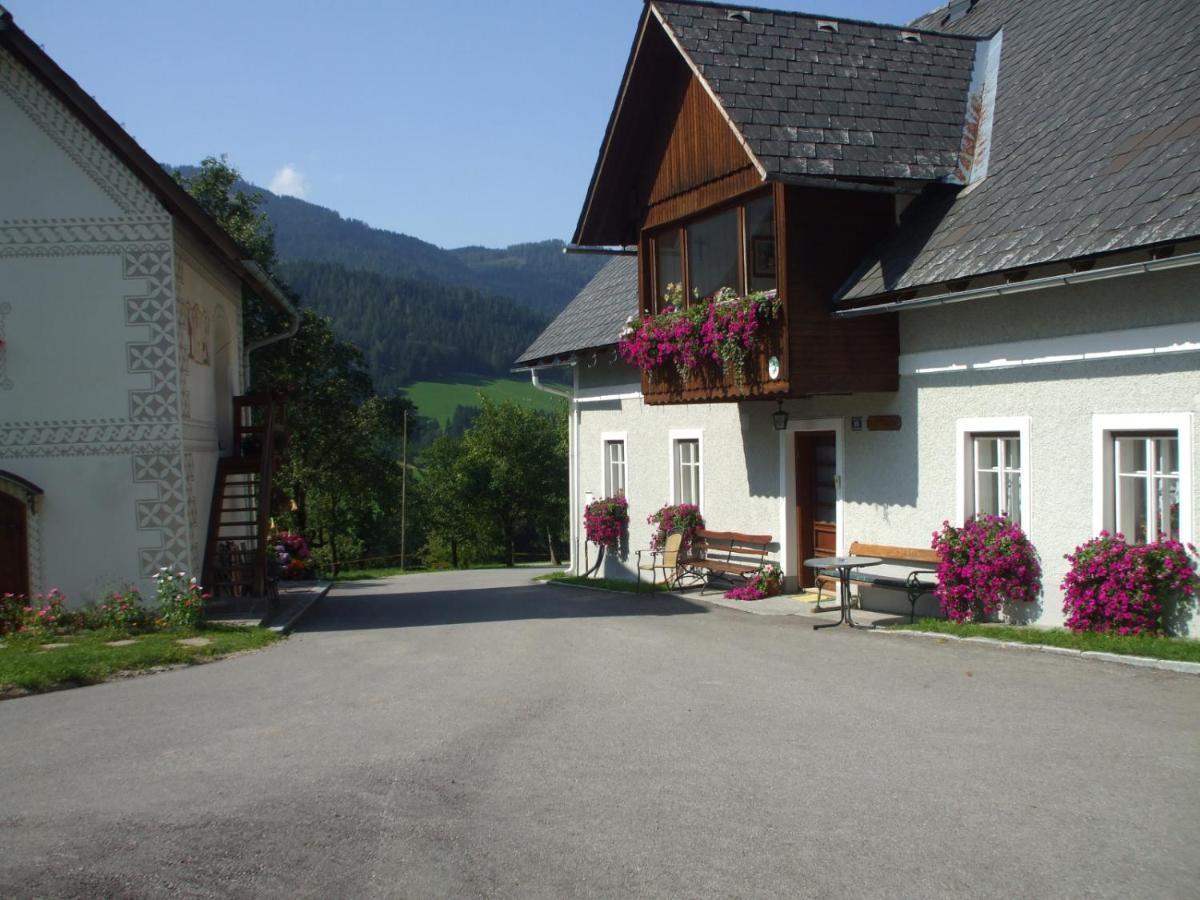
8, 1, 939, 248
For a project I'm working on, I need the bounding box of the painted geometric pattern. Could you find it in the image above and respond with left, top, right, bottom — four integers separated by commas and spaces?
133, 452, 190, 577
0, 422, 177, 458
0, 218, 171, 247
125, 246, 181, 422
0, 48, 161, 216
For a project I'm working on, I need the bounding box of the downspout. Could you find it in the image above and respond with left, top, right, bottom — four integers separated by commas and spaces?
527, 364, 578, 572
240, 259, 301, 387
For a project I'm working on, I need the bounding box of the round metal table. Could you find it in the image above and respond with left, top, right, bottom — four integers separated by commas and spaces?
804, 555, 882, 630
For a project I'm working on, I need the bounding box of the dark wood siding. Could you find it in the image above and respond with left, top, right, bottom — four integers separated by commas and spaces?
647, 73, 755, 208
0, 493, 29, 597
784, 186, 898, 394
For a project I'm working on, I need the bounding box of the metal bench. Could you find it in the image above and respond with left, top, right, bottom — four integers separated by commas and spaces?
816, 541, 939, 623
679, 529, 772, 592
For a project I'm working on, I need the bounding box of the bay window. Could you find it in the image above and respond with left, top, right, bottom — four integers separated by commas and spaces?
648, 192, 776, 312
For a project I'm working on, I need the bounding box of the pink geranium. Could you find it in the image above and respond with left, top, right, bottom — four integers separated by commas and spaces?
584, 496, 629, 551
931, 515, 1042, 622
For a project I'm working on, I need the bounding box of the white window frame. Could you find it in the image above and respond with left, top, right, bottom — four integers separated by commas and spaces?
1093, 413, 1193, 545
600, 431, 628, 499
955, 417, 1032, 534
668, 429, 703, 509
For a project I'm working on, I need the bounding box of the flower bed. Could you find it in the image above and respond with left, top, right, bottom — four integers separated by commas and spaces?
618, 284, 782, 385
584, 496, 629, 551
931, 515, 1042, 623
275, 531, 313, 579
1062, 532, 1197, 635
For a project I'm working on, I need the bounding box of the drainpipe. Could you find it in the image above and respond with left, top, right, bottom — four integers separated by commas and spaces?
240, 260, 301, 387
525, 363, 578, 572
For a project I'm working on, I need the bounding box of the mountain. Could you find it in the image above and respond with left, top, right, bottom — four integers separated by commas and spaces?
173, 167, 606, 317
278, 259, 549, 396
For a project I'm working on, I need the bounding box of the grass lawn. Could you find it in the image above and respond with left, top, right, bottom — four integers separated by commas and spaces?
0, 625, 284, 694
893, 619, 1200, 663
536, 572, 667, 593
404, 376, 564, 427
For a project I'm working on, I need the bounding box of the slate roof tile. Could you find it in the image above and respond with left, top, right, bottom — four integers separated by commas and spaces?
652, 0, 980, 183
516, 256, 638, 365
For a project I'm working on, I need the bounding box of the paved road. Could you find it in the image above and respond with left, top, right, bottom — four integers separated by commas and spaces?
2, 568, 1198, 898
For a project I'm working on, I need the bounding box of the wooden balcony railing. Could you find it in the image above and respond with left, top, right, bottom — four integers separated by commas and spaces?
641, 315, 788, 405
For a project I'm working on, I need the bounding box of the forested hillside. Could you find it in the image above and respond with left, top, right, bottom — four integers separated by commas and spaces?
279, 259, 548, 394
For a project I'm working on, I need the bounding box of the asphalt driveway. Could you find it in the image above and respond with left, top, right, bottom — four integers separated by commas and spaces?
2, 568, 1197, 898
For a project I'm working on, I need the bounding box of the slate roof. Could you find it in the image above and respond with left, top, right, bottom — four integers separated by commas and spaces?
838, 0, 1200, 302
652, 1, 980, 182
516, 256, 637, 365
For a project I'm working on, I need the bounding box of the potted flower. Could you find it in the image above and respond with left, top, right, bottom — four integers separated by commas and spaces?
725, 562, 782, 601
584, 496, 629, 551
647, 503, 705, 557
1062, 532, 1197, 635
930, 515, 1042, 622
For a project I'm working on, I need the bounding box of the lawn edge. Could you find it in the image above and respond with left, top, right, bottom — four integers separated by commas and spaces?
873, 628, 1200, 675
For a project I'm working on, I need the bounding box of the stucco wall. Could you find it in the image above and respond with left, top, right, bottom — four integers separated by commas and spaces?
572, 268, 1200, 633
0, 46, 193, 603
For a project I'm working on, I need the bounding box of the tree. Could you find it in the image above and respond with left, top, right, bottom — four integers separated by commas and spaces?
458, 399, 567, 566
174, 155, 286, 344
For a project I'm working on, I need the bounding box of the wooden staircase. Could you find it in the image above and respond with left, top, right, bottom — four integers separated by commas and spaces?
201, 394, 287, 600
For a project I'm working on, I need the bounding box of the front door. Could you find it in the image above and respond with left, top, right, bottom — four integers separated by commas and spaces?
0, 493, 29, 597
795, 432, 837, 588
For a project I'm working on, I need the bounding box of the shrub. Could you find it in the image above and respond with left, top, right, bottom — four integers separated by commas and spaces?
0, 592, 24, 636
94, 588, 152, 632
20, 589, 69, 636
584, 496, 629, 551
153, 569, 210, 630
1062, 533, 1198, 635
931, 515, 1042, 622
647, 503, 705, 556
725, 562, 782, 601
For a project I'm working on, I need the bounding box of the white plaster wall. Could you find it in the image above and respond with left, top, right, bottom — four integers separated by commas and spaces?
573, 269, 1200, 633
0, 46, 194, 604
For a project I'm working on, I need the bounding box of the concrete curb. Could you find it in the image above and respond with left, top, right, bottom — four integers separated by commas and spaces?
875, 628, 1200, 675
268, 582, 332, 634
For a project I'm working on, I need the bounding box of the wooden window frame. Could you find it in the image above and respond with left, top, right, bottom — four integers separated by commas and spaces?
644, 187, 775, 315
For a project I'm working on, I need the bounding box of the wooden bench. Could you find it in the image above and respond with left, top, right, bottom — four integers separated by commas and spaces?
679, 529, 772, 592
816, 541, 939, 623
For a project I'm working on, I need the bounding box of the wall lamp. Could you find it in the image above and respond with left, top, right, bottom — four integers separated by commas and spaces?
772, 400, 789, 431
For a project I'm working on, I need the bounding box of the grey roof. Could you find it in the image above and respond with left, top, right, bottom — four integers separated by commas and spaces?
839, 0, 1200, 302
653, 1, 980, 182
516, 256, 637, 365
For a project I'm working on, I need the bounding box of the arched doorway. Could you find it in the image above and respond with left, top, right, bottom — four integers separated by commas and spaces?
0, 492, 29, 596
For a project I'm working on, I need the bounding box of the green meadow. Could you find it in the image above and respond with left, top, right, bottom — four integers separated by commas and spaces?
404, 377, 566, 427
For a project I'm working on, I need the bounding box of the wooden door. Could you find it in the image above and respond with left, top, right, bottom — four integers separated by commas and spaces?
0, 493, 29, 597
795, 432, 837, 588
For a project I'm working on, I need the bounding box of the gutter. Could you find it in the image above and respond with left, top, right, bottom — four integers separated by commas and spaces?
564, 244, 637, 256
242, 260, 301, 354
834, 250, 1200, 318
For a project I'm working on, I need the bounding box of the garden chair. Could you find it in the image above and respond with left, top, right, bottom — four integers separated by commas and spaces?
635, 532, 683, 593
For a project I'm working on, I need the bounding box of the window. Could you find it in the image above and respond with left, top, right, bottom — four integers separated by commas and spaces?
956, 417, 1031, 531
648, 192, 776, 312
674, 438, 701, 506
604, 439, 626, 498
971, 434, 1023, 523
1113, 434, 1180, 543
1093, 414, 1192, 547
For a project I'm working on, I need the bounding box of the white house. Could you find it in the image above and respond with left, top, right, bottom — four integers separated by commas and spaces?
517, 0, 1200, 631
0, 7, 296, 603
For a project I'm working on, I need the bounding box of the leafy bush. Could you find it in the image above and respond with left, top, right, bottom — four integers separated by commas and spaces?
153, 569, 210, 630
19, 589, 69, 636
647, 503, 705, 556
94, 588, 152, 632
0, 592, 24, 636
584, 496, 628, 551
931, 515, 1042, 622
1062, 533, 1198, 635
